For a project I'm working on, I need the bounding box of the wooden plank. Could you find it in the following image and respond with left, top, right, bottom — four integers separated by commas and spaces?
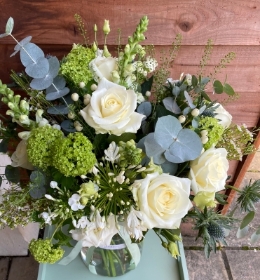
0, 0, 260, 46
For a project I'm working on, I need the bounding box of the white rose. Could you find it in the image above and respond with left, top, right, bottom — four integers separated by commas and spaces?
189, 147, 229, 194
213, 103, 232, 128
89, 56, 118, 82
11, 140, 34, 170
80, 78, 145, 136
132, 172, 192, 229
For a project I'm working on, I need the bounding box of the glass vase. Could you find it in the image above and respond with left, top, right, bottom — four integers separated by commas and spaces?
80, 233, 143, 277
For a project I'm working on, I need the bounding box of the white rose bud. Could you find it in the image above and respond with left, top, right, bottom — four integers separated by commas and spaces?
79, 82, 85, 88
71, 93, 79, 101
178, 115, 186, 123
191, 108, 200, 117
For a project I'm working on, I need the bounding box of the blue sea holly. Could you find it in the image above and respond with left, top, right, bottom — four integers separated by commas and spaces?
144, 115, 202, 164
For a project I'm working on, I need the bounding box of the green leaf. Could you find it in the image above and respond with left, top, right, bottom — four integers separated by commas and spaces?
215, 193, 228, 205
5, 165, 20, 183
201, 91, 212, 102
54, 229, 73, 247
240, 211, 255, 229
108, 133, 136, 144
223, 83, 235, 96
213, 80, 223, 94
191, 75, 198, 87
5, 17, 14, 34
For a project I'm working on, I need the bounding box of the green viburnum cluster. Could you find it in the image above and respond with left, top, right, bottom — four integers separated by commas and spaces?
60, 44, 95, 87
216, 124, 256, 161
27, 126, 63, 171
29, 239, 64, 264
52, 132, 96, 177
118, 140, 143, 167
199, 117, 225, 150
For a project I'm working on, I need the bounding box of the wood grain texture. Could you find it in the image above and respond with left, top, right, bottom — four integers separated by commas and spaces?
0, 0, 260, 46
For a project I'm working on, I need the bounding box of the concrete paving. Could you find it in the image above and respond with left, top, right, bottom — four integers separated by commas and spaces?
0, 150, 259, 280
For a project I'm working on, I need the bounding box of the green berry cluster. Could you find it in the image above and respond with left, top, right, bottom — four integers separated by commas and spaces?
199, 117, 224, 150
52, 132, 96, 177
27, 126, 63, 170
118, 140, 143, 167
60, 44, 95, 87
29, 239, 64, 264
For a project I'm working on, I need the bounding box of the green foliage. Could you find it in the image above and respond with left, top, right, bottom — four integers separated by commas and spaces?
29, 238, 64, 264
5, 165, 20, 183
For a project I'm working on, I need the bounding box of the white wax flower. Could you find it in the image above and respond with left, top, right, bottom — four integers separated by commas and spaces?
104, 141, 120, 163
80, 78, 145, 136
189, 147, 229, 194
132, 172, 192, 229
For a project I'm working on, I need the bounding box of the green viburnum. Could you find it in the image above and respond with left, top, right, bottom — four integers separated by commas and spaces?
78, 181, 99, 205
60, 44, 95, 87
27, 126, 63, 170
29, 239, 64, 264
52, 132, 96, 177
118, 139, 143, 167
199, 117, 224, 150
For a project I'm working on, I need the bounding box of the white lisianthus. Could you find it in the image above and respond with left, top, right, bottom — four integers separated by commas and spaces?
213, 103, 232, 128
11, 140, 34, 170
189, 147, 229, 194
89, 56, 118, 83
70, 212, 118, 247
132, 172, 192, 229
80, 78, 145, 136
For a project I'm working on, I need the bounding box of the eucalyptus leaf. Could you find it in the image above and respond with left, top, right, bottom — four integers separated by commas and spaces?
201, 77, 210, 85
30, 75, 53, 90
5, 17, 14, 34
223, 83, 235, 96
161, 160, 178, 175
0, 139, 8, 153
20, 43, 44, 67
144, 133, 166, 164
46, 87, 70, 101
162, 97, 181, 114
47, 56, 60, 77
5, 165, 20, 183
165, 128, 202, 163
29, 184, 46, 199
11, 36, 32, 57
47, 105, 70, 115
154, 116, 182, 150
183, 107, 191, 115
30, 170, 46, 188
137, 101, 152, 117
236, 225, 249, 239
0, 33, 8, 38
46, 76, 66, 93
192, 75, 198, 87
184, 91, 196, 109
213, 80, 223, 94
240, 211, 255, 229
61, 120, 76, 133
192, 119, 199, 128
172, 86, 181, 97
25, 56, 49, 78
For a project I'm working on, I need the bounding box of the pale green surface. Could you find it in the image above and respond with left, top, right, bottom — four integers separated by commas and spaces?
37, 228, 189, 280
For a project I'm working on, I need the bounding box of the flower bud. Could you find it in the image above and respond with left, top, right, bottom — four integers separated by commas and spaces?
79, 82, 85, 88
68, 112, 75, 119
8, 102, 15, 110
124, 44, 130, 54
167, 242, 180, 259
6, 110, 14, 117
178, 115, 186, 124
20, 100, 29, 112
103, 20, 110, 35
191, 108, 200, 117
145, 91, 151, 97
111, 70, 120, 84
92, 42, 98, 52
14, 95, 21, 104
201, 135, 209, 144
94, 24, 97, 32
103, 45, 111, 57
90, 84, 97, 91
200, 130, 208, 137
71, 93, 79, 101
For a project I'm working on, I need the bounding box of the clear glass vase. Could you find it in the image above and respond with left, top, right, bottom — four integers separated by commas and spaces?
80, 233, 143, 277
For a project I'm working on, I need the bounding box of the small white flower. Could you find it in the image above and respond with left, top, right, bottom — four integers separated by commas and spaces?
116, 171, 125, 184
50, 181, 58, 189
74, 216, 90, 228
104, 141, 120, 163
68, 194, 85, 211
39, 212, 52, 225
45, 194, 56, 201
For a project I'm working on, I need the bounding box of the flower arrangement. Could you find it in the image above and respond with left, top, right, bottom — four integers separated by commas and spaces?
0, 15, 258, 270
